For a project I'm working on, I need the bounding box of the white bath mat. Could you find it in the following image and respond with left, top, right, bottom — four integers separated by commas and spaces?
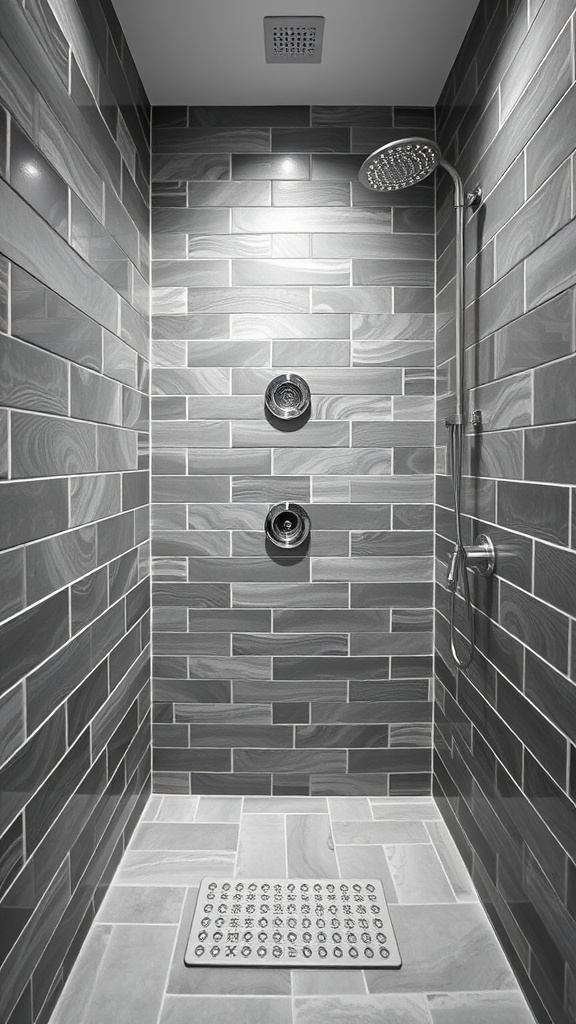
184, 878, 402, 968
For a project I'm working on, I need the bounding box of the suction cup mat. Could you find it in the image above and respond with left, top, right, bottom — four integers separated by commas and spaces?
184, 878, 402, 968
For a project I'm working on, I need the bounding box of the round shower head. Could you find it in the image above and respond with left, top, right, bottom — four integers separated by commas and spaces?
358, 137, 441, 192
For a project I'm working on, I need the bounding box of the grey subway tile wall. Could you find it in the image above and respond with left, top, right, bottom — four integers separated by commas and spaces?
151, 106, 436, 797
435, 2, 576, 1023
0, 1, 150, 1022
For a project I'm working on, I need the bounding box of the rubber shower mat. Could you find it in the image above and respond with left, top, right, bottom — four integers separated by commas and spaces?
184, 877, 402, 968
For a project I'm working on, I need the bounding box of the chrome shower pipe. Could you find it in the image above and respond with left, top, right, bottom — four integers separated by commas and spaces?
357, 139, 489, 668
440, 160, 465, 425
440, 160, 474, 668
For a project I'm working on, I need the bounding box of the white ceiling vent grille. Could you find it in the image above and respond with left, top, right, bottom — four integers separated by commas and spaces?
264, 16, 325, 64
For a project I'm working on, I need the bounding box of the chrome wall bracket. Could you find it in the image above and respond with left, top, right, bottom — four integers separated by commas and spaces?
465, 534, 495, 576
465, 186, 483, 209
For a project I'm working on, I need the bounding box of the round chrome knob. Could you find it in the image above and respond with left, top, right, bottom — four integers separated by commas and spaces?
265, 502, 311, 549
264, 373, 310, 420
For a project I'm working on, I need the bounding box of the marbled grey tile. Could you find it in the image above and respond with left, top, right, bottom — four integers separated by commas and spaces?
37, 95, 103, 219
153, 153, 230, 181
70, 474, 122, 527
232, 582, 348, 608
233, 633, 348, 656
74, 924, 176, 1024
292, 969, 367, 997
188, 449, 271, 475
160, 995, 292, 1024
294, 995, 431, 1024
187, 234, 273, 258
274, 448, 391, 476
152, 259, 229, 288
187, 285, 309, 314
352, 258, 434, 287
152, 368, 230, 395
153, 127, 270, 153
233, 206, 390, 234
533, 350, 576, 426
312, 556, 433, 583
272, 181, 351, 206
153, 420, 229, 447
496, 159, 571, 278
11, 412, 97, 478
286, 813, 339, 876
233, 367, 402, 395
129, 822, 238, 851
188, 180, 270, 207
427, 991, 536, 1024
10, 121, 68, 236
272, 339, 350, 366
27, 525, 96, 603
152, 476, 229, 503
231, 475, 310, 502
312, 286, 392, 313
232, 259, 350, 286
231, 313, 349, 340
271, 127, 350, 153
384, 843, 456, 903
424, 820, 478, 901
236, 812, 287, 876
112, 851, 235, 885
0, 34, 35, 137
0, 334, 69, 415
366, 903, 516, 992
1, 179, 118, 333
232, 154, 310, 180
96, 885, 185, 924
0, 682, 25, 768
312, 232, 434, 259
154, 207, 230, 236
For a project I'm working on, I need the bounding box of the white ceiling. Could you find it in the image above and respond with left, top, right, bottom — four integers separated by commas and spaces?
112, 0, 480, 107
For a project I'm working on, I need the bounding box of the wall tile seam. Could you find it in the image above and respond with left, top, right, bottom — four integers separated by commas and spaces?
0, 663, 151, 858
0, 326, 150, 391
433, 744, 576, 885
448, 71, 574, 205
435, 604, 575, 735
439, 658, 573, 773
0, 389, 150, 424
452, 2, 528, 109
19, 761, 152, 1013
0, 612, 150, 765
5, 251, 147, 348
498, 12, 576, 131
435, 500, 575, 553
3, 682, 149, 862
2, 95, 148, 266
0, 549, 150, 633
50, 5, 151, 161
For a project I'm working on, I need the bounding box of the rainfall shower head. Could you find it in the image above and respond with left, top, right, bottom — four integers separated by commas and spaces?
358, 137, 441, 192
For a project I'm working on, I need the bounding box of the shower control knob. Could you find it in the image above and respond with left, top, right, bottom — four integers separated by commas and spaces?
265, 502, 310, 549
265, 373, 310, 420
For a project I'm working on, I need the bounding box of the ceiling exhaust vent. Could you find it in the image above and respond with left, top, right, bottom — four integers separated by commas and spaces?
264, 16, 325, 64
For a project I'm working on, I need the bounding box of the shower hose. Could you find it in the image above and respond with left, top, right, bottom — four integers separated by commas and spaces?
446, 420, 474, 669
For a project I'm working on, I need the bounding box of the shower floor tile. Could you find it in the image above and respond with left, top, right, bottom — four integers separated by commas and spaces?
48, 796, 537, 1024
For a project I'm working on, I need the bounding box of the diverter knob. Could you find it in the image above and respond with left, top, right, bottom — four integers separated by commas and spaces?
265, 373, 310, 420
265, 502, 311, 549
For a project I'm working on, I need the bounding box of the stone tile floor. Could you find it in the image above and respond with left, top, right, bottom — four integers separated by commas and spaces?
49, 796, 536, 1024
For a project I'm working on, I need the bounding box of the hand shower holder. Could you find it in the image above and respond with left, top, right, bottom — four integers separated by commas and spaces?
464, 534, 495, 576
